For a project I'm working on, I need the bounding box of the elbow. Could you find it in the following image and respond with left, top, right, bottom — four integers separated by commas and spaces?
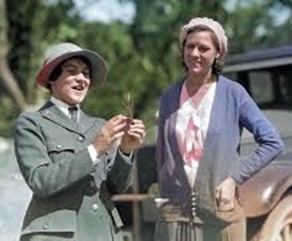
29, 185, 53, 198
28, 172, 60, 198
276, 138, 285, 156
28, 180, 57, 198
270, 135, 285, 159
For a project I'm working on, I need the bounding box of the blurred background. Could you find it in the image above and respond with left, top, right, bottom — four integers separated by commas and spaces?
1, 0, 292, 240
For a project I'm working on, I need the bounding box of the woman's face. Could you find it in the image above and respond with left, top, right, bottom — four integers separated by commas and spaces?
50, 58, 91, 106
183, 30, 219, 76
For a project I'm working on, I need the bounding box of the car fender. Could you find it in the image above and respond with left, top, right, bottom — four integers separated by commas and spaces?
238, 160, 292, 218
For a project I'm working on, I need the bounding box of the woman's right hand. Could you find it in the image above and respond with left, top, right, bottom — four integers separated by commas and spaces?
215, 177, 237, 211
93, 115, 129, 155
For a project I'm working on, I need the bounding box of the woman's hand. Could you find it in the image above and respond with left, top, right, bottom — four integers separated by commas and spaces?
120, 118, 146, 154
215, 177, 237, 211
93, 115, 129, 155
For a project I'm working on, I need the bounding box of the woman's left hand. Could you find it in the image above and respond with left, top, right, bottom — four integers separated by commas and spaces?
119, 118, 146, 154
215, 177, 237, 211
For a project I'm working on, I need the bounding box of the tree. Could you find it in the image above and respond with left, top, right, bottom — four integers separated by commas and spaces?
0, 0, 27, 110
1, 0, 292, 137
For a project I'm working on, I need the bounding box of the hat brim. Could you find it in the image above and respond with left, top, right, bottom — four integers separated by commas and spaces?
36, 50, 107, 89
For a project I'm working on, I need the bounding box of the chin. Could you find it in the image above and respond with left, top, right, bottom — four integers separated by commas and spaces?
188, 68, 202, 74
67, 98, 83, 105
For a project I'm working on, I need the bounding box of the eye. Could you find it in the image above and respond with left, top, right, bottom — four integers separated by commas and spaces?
82, 70, 90, 78
186, 43, 195, 50
64, 67, 78, 75
198, 45, 209, 53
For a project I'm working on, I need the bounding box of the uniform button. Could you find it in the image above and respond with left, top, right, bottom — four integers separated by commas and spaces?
56, 144, 62, 149
89, 180, 95, 188
78, 136, 84, 142
43, 224, 48, 230
92, 203, 99, 211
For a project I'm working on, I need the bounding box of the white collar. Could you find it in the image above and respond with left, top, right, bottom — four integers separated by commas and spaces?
50, 96, 80, 117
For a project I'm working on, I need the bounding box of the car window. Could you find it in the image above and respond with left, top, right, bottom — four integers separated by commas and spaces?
249, 71, 273, 104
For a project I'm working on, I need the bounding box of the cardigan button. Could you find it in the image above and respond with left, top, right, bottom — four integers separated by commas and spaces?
56, 144, 62, 149
78, 136, 84, 142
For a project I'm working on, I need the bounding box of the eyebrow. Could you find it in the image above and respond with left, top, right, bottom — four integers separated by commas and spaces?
63, 63, 89, 70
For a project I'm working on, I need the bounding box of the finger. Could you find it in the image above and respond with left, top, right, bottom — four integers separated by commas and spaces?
215, 188, 221, 200
124, 132, 144, 142
105, 120, 128, 136
127, 129, 146, 140
128, 122, 146, 132
111, 131, 125, 142
109, 115, 128, 125
129, 119, 144, 126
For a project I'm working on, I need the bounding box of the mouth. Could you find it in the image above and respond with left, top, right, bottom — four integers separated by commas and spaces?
72, 85, 85, 91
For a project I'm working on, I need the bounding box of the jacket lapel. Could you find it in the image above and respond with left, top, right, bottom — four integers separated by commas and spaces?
40, 101, 93, 135
79, 109, 98, 134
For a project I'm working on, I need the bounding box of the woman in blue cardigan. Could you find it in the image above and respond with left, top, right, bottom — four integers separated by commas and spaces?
155, 17, 284, 241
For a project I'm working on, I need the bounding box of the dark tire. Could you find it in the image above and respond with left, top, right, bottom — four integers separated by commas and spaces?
257, 195, 292, 241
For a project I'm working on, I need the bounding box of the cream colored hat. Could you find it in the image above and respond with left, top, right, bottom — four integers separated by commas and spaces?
179, 17, 228, 59
36, 42, 107, 89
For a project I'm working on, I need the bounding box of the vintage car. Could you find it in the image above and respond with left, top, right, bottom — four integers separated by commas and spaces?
115, 45, 292, 241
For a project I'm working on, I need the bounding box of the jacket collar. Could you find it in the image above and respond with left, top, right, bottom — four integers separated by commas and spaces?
39, 101, 96, 135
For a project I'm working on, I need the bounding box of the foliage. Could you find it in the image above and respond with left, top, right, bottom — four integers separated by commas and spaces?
1, 0, 292, 137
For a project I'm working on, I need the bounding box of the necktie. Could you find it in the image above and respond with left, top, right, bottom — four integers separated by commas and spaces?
68, 106, 78, 123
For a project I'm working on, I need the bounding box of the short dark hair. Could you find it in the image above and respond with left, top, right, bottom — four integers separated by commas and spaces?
48, 55, 92, 82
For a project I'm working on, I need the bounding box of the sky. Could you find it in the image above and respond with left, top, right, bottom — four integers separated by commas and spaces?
73, 0, 136, 23
49, 0, 291, 26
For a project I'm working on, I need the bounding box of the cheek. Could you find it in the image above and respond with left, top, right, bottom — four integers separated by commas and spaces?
85, 78, 91, 87
205, 53, 217, 63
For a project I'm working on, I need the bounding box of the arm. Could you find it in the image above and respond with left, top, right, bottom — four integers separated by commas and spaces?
231, 87, 285, 184
216, 84, 284, 210
14, 113, 96, 198
107, 151, 134, 193
93, 115, 145, 193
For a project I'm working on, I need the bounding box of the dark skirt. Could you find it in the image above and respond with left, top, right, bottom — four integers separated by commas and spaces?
154, 218, 246, 241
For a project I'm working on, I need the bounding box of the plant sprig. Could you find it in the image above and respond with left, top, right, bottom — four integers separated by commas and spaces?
122, 91, 134, 118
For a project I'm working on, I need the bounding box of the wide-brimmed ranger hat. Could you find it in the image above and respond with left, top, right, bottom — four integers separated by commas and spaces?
36, 42, 107, 89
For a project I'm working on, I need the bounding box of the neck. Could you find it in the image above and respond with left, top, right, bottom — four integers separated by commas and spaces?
185, 72, 215, 96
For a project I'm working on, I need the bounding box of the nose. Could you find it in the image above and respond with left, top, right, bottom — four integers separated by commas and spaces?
75, 72, 90, 86
190, 47, 200, 56
75, 72, 89, 82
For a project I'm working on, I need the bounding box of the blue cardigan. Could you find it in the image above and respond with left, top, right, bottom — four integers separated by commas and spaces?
156, 75, 284, 221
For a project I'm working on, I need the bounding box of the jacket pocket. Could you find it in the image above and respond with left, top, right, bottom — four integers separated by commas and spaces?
47, 140, 75, 162
215, 198, 245, 223
22, 209, 77, 235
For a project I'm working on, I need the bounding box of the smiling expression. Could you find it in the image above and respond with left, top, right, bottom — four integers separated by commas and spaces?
50, 58, 91, 106
183, 29, 219, 76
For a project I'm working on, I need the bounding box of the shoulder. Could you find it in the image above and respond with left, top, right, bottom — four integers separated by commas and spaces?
14, 111, 44, 142
16, 110, 42, 126
160, 78, 184, 103
218, 75, 245, 91
218, 75, 250, 100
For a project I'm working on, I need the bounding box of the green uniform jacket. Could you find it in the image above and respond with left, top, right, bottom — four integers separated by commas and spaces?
14, 101, 133, 241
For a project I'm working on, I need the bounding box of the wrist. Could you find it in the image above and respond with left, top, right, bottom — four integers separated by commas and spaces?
119, 147, 131, 156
